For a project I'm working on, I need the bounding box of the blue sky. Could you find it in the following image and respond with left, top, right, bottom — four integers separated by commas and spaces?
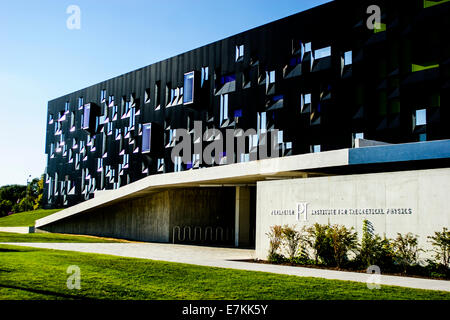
0, 0, 330, 186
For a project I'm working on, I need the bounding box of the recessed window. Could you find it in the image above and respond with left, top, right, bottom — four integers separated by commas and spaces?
183, 71, 195, 105
344, 51, 353, 66
305, 42, 312, 53
257, 112, 267, 134
78, 97, 84, 110
314, 46, 331, 59
155, 81, 161, 109
220, 94, 229, 124
221, 74, 236, 85
97, 158, 103, 172
304, 93, 311, 105
145, 88, 151, 104
419, 133, 427, 141
100, 89, 106, 103
108, 95, 115, 107
142, 123, 152, 154
236, 44, 244, 62
266, 70, 276, 84
311, 145, 321, 153
82, 104, 91, 130
415, 109, 427, 126
64, 101, 70, 114
201, 67, 209, 87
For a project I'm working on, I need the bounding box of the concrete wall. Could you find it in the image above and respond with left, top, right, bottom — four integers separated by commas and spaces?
255, 168, 450, 260
40, 187, 236, 244
41, 191, 171, 242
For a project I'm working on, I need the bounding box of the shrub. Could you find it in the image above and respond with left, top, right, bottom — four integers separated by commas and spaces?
359, 220, 394, 268
281, 225, 309, 262
428, 227, 450, 268
305, 223, 334, 265
392, 233, 422, 273
266, 225, 284, 262
328, 224, 358, 268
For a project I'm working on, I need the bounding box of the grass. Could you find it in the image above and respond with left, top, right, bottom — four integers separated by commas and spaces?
0, 209, 61, 227
0, 232, 129, 243
0, 244, 449, 300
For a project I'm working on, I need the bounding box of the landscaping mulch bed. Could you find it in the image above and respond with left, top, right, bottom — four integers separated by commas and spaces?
235, 259, 450, 281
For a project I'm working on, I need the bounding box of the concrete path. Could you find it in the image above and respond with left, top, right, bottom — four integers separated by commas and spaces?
2, 242, 450, 292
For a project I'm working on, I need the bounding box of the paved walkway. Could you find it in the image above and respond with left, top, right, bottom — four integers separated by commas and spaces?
2, 242, 450, 292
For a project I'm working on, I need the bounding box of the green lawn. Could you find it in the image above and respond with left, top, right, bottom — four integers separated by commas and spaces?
0, 244, 449, 300
0, 209, 61, 227
0, 232, 128, 243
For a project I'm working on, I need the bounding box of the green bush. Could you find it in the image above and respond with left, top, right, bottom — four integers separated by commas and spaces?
328, 224, 358, 268
266, 225, 284, 262
428, 227, 450, 268
392, 233, 422, 273
359, 220, 394, 268
305, 223, 334, 265
281, 225, 305, 261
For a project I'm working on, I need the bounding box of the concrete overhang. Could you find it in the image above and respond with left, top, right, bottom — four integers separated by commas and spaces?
36, 139, 450, 229
36, 148, 349, 228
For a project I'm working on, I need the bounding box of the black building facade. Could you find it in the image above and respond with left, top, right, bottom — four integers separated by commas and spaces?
44, 0, 450, 208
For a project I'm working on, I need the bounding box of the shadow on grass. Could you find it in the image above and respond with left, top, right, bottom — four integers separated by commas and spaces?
0, 283, 97, 300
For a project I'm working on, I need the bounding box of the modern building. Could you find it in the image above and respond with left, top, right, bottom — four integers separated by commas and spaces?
40, 0, 450, 253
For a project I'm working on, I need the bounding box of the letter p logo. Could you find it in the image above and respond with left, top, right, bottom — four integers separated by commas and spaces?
296, 202, 308, 221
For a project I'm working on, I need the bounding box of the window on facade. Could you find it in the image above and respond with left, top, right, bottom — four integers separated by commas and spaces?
155, 81, 161, 109
112, 105, 118, 121
82, 104, 91, 130
314, 46, 331, 59
70, 112, 75, 132
64, 101, 70, 114
201, 67, 209, 87
108, 95, 115, 107
184, 71, 195, 105
220, 94, 229, 124
97, 158, 103, 172
311, 145, 321, 153
415, 109, 427, 126
100, 89, 106, 103
305, 42, 312, 53
122, 154, 129, 169
344, 51, 353, 66
257, 112, 267, 134
115, 128, 122, 140
419, 133, 427, 141
142, 123, 152, 153
266, 70, 276, 84
174, 156, 182, 172
145, 88, 151, 104
236, 44, 244, 62
78, 97, 84, 110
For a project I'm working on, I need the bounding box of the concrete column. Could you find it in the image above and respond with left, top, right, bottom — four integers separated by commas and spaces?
235, 186, 251, 247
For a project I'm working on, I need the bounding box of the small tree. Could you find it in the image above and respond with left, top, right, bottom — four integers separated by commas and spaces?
328, 224, 358, 268
281, 225, 305, 261
428, 227, 450, 268
266, 225, 284, 262
392, 233, 422, 273
359, 220, 394, 268
305, 223, 334, 265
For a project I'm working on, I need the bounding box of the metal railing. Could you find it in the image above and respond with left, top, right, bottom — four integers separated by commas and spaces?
172, 226, 234, 244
